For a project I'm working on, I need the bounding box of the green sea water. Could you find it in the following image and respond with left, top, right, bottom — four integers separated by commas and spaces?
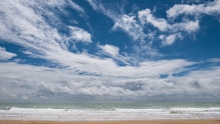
1, 102, 220, 110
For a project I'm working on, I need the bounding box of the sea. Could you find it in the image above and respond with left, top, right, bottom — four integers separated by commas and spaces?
0, 102, 220, 121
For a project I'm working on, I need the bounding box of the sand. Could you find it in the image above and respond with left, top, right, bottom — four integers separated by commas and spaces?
1, 120, 220, 124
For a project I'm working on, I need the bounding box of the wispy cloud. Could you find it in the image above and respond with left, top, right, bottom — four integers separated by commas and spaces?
110, 6, 200, 47
68, 26, 92, 43
86, 0, 160, 57
206, 58, 220, 63
68, 0, 85, 14
98, 44, 119, 57
138, 9, 200, 33
0, 0, 93, 63
86, 0, 120, 21
85, 0, 219, 48
112, 15, 146, 41
0, 47, 16, 60
160, 33, 183, 46
138, 9, 168, 32
167, 0, 220, 18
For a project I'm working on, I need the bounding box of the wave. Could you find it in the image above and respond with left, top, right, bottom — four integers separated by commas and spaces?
0, 107, 220, 120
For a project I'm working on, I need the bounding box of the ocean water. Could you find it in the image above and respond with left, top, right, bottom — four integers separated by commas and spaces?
0, 102, 220, 120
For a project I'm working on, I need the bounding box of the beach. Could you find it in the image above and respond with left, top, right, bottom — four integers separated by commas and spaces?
1, 120, 220, 124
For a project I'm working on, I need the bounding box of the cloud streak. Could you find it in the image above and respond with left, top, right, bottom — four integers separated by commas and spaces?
68, 0, 85, 14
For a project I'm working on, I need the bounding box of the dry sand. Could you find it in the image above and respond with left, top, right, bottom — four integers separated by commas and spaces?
1, 120, 220, 124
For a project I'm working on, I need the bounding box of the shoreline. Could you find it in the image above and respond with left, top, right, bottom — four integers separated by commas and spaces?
1, 119, 220, 124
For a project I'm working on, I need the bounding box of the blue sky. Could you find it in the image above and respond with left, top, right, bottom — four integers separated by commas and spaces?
0, 0, 220, 102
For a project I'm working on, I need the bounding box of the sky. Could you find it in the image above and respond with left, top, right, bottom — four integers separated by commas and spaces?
0, 0, 220, 103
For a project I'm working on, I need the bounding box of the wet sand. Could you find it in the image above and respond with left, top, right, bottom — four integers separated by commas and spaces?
1, 120, 220, 124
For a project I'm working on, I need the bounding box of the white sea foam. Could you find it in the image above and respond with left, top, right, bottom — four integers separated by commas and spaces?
0, 107, 220, 120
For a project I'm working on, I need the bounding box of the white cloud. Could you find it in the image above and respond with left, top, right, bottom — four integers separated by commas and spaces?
87, 0, 99, 11
1, 62, 220, 101
159, 35, 165, 40
161, 33, 183, 46
97, 44, 142, 65
112, 15, 146, 41
167, 0, 220, 18
87, 0, 163, 57
68, 26, 92, 43
87, 0, 211, 48
68, 0, 85, 14
0, 47, 16, 60
108, 9, 162, 57
86, 0, 162, 56
44, 49, 192, 78
138, 8, 200, 33
207, 58, 220, 63
138, 9, 168, 31
0, 61, 182, 99
98, 44, 119, 57
170, 20, 200, 33
188, 66, 220, 80
165, 35, 177, 46
87, 0, 146, 41
136, 8, 200, 46
86, 0, 119, 21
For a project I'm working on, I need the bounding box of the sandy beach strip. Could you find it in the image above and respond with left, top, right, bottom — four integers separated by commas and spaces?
1, 120, 220, 124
